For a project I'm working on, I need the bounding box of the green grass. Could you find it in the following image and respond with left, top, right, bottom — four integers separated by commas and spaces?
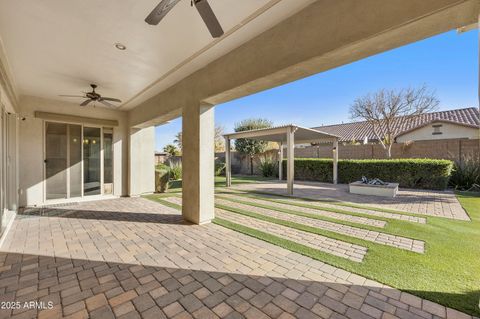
231, 188, 423, 217
165, 175, 276, 191
144, 191, 480, 316
216, 194, 391, 228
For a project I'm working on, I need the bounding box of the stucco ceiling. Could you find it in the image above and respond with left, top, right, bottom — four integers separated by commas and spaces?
0, 0, 314, 110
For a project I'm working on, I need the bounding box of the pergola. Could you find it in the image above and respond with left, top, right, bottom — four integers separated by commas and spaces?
223, 125, 340, 195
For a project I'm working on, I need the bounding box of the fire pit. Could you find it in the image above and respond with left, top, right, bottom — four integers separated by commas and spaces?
349, 176, 399, 197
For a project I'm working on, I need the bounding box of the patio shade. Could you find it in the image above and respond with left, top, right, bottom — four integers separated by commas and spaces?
223, 125, 340, 195
223, 124, 339, 144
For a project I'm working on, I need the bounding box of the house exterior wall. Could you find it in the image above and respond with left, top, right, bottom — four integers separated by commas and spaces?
17, 95, 129, 206
396, 122, 479, 143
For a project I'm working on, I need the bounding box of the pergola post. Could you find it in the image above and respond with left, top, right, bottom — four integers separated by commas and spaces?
286, 126, 295, 195
333, 138, 339, 184
225, 137, 231, 187
278, 142, 283, 181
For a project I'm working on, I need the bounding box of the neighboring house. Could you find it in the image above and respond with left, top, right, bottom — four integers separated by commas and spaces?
312, 107, 479, 144
155, 152, 168, 165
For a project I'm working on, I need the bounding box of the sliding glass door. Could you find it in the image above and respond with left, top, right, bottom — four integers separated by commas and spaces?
45, 123, 68, 199
45, 123, 82, 200
45, 122, 112, 201
83, 127, 101, 196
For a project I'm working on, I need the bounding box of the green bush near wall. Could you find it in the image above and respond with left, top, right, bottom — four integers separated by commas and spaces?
155, 169, 170, 193
282, 158, 454, 190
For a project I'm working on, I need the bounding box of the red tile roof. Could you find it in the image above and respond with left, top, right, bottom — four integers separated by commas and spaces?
312, 107, 479, 142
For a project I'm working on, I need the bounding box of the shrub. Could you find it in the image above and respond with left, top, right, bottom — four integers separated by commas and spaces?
167, 161, 182, 180
258, 155, 278, 177
215, 160, 226, 176
282, 158, 454, 190
156, 163, 169, 171
155, 169, 170, 193
449, 158, 480, 191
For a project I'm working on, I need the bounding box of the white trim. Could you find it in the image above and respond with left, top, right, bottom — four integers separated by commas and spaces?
0, 209, 16, 249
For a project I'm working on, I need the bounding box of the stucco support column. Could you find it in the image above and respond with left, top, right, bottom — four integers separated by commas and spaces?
225, 137, 231, 187
333, 138, 339, 184
286, 127, 295, 195
129, 126, 155, 196
182, 103, 215, 224
278, 142, 283, 181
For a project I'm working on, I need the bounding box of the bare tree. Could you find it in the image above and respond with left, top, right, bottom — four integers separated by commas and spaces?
214, 125, 225, 152
350, 85, 439, 158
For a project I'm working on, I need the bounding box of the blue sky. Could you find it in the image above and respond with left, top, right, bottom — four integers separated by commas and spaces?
155, 30, 478, 151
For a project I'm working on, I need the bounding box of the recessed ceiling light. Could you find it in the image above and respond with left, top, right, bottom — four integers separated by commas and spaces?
115, 43, 126, 50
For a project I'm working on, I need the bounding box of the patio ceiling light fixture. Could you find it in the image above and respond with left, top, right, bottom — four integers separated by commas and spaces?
115, 43, 126, 50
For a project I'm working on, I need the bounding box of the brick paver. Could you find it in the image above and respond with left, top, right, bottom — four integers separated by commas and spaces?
232, 181, 470, 220
214, 198, 424, 253
162, 196, 370, 262
227, 191, 427, 224
217, 209, 367, 262
218, 193, 388, 228
163, 195, 367, 262
0, 197, 474, 319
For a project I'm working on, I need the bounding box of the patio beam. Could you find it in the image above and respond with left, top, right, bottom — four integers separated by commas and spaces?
128, 0, 478, 128
182, 103, 215, 224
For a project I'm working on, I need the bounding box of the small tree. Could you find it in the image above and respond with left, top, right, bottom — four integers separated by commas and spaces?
174, 125, 225, 152
349, 85, 439, 158
234, 118, 273, 175
163, 144, 180, 156
173, 132, 182, 151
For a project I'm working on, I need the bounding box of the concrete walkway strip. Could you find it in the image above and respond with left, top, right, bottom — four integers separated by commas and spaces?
219, 193, 387, 228
215, 198, 425, 254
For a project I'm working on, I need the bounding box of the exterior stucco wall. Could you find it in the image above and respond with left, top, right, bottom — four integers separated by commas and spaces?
17, 95, 129, 206
396, 123, 479, 143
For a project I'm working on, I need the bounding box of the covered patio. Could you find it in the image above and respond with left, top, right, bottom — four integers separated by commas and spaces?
223, 125, 340, 195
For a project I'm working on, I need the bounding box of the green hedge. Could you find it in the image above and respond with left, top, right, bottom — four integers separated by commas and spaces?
282, 158, 454, 190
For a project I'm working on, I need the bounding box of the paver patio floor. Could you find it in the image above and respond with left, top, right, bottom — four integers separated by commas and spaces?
0, 198, 473, 318
231, 181, 469, 220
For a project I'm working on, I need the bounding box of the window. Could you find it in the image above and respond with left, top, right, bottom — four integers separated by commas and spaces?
432, 124, 442, 135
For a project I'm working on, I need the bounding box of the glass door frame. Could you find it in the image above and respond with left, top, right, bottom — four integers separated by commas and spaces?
43, 120, 108, 203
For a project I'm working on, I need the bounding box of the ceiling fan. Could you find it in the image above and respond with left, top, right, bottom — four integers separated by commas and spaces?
145, 0, 224, 38
59, 84, 122, 108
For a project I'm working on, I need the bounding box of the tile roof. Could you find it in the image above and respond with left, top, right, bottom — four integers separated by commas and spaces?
311, 107, 479, 142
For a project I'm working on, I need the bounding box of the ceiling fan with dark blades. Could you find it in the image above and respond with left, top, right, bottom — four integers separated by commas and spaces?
60, 84, 122, 108
145, 0, 224, 38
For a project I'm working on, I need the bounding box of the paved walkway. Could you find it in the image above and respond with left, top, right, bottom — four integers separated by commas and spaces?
218, 194, 388, 228
231, 181, 470, 220
252, 194, 426, 224
0, 198, 473, 319
215, 198, 424, 253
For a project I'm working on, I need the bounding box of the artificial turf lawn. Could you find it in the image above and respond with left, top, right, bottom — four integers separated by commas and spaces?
144, 191, 480, 316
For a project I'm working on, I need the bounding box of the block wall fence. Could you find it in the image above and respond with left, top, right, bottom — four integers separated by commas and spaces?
214, 138, 479, 175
